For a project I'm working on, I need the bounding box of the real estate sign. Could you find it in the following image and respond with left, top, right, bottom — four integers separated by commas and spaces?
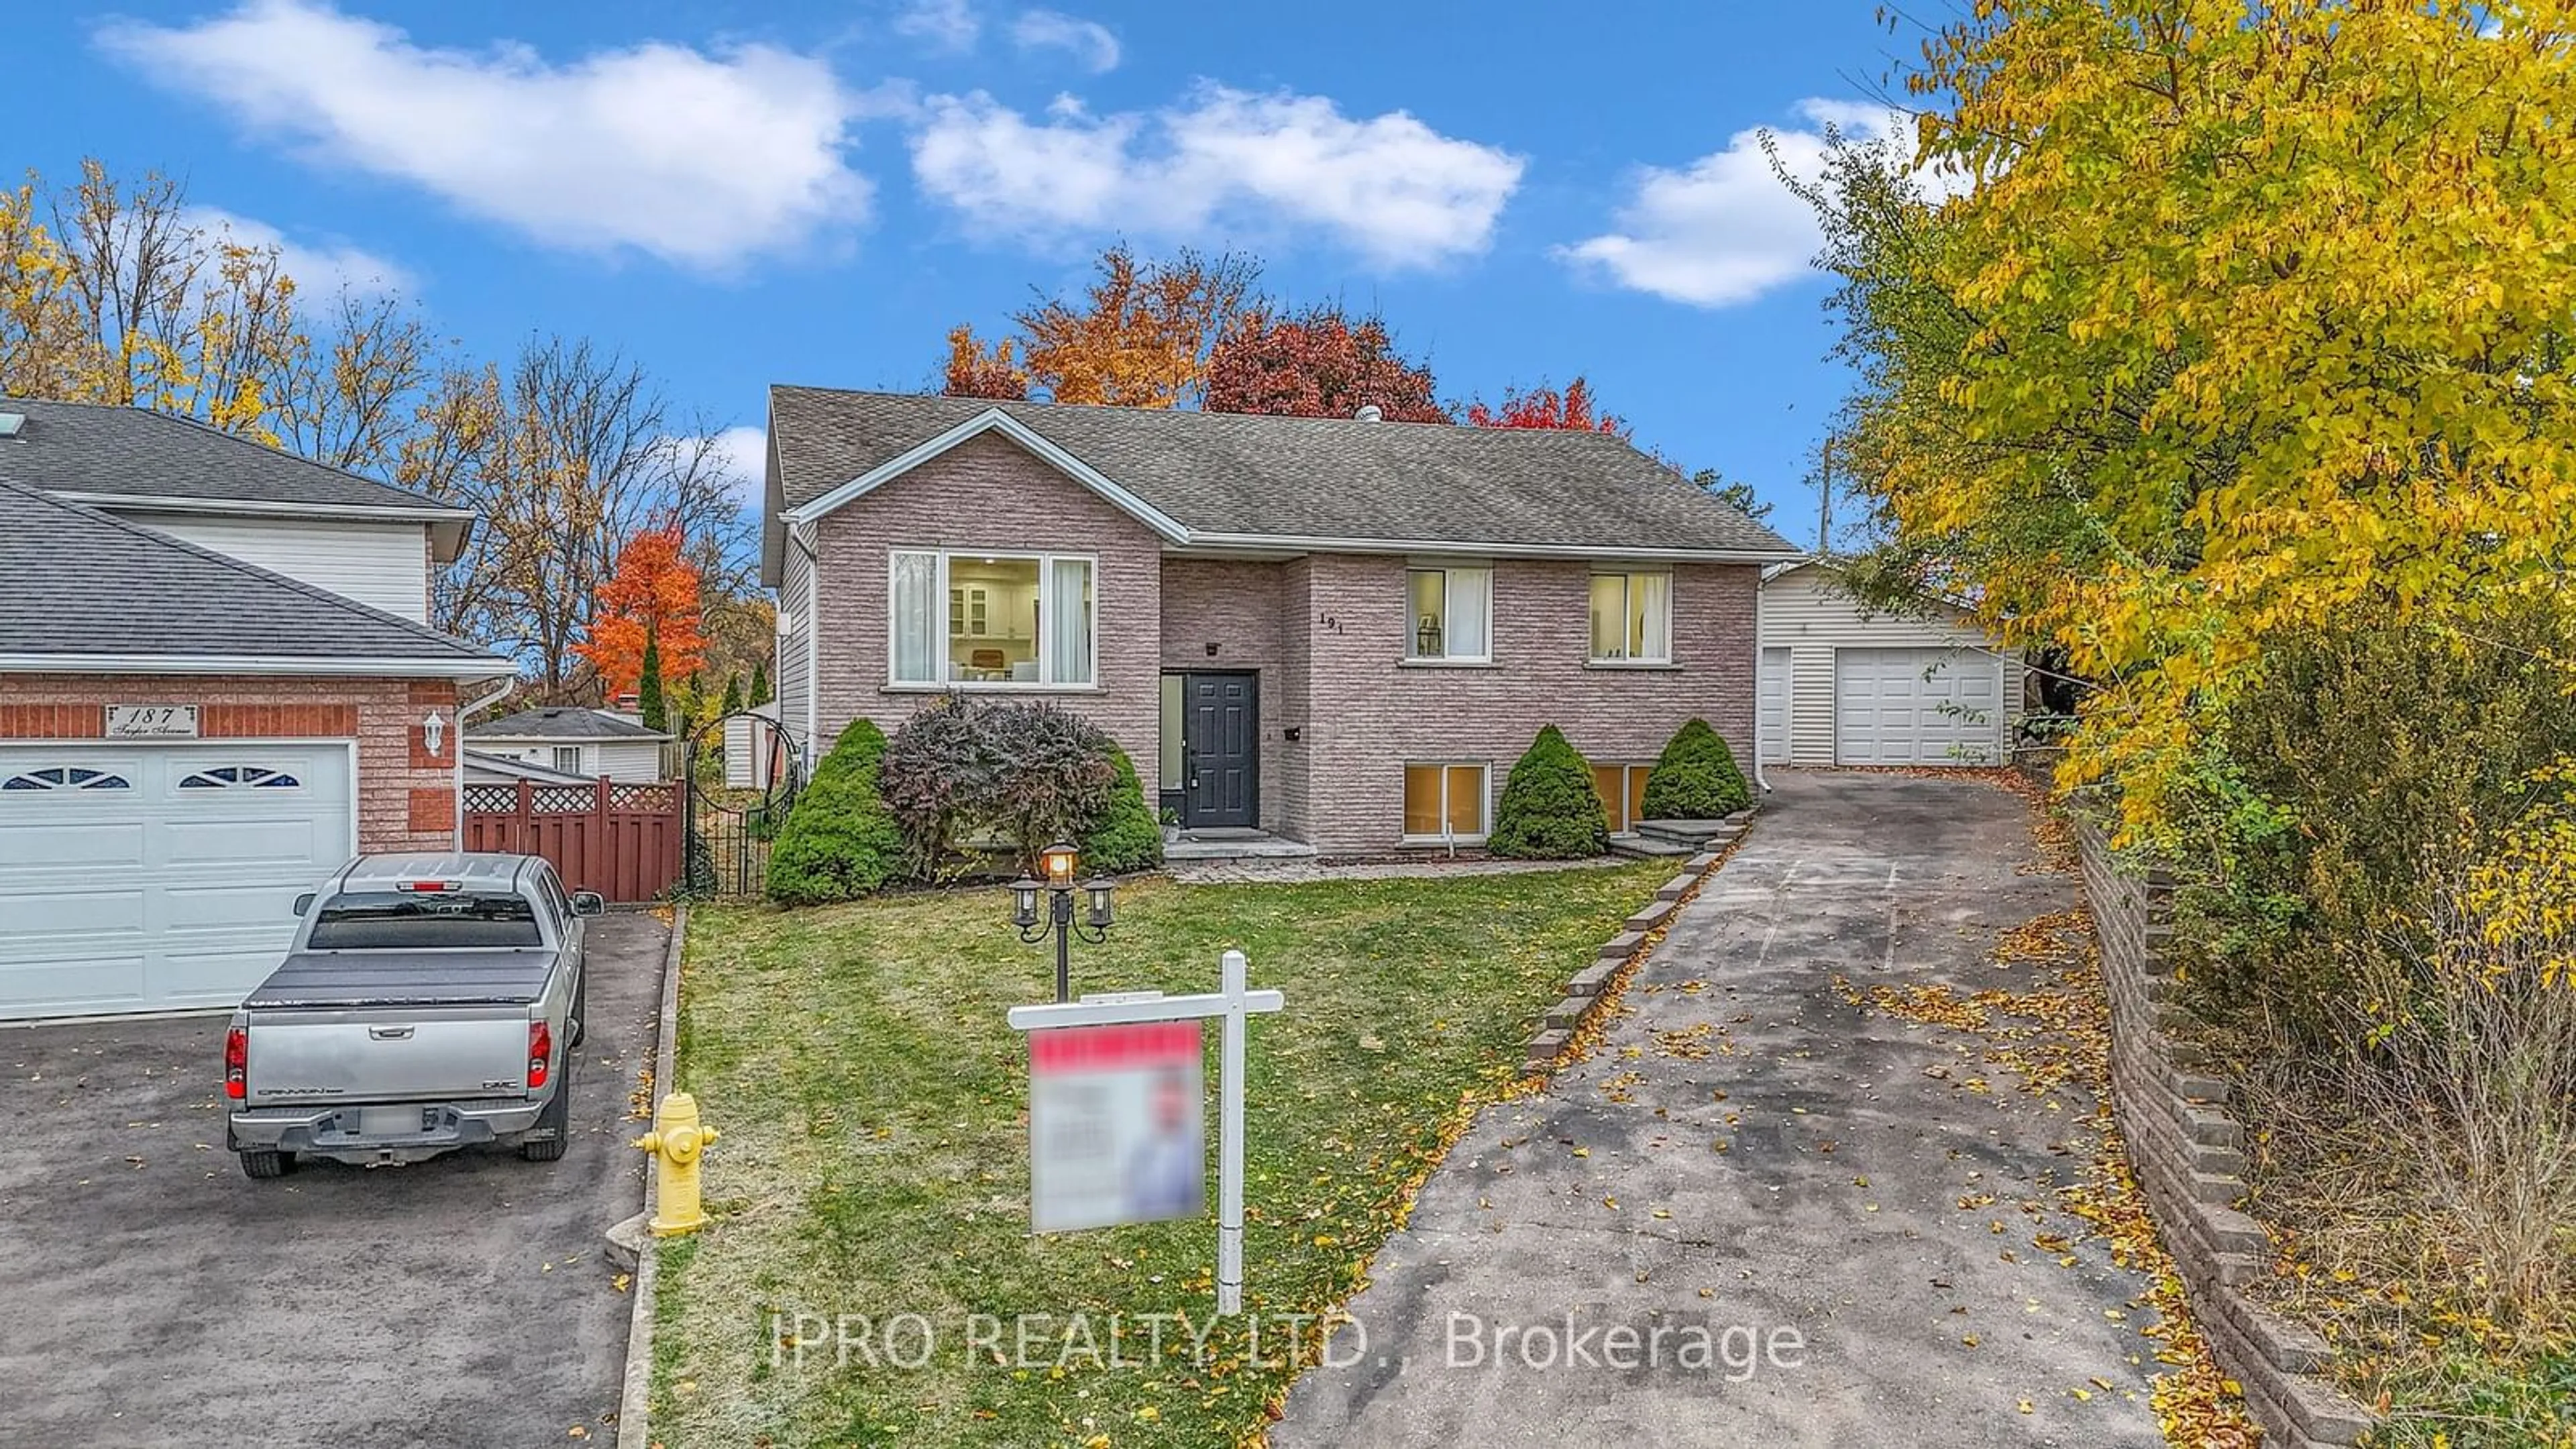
1027, 1020, 1204, 1233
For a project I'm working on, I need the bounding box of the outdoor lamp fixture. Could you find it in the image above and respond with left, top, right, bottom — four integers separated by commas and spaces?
1010, 839, 1114, 1002
1415, 614, 1442, 657
421, 709, 447, 758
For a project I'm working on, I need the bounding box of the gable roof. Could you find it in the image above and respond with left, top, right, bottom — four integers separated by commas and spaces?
764, 386, 1803, 579
0, 397, 474, 558
463, 749, 596, 785
0, 476, 509, 678
468, 706, 671, 741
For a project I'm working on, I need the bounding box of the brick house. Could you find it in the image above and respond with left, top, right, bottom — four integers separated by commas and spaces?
0, 400, 508, 1019
761, 387, 1802, 854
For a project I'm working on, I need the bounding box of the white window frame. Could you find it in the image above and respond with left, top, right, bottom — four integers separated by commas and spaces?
1403, 564, 1494, 664
1401, 761, 1491, 845
551, 745, 584, 775
887, 548, 1101, 690
1589, 570, 1674, 664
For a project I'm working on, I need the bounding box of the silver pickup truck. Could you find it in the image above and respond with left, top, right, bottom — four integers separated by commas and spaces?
223, 853, 600, 1179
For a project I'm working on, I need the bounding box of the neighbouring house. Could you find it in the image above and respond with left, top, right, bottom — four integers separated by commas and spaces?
761, 387, 1803, 854
0, 400, 510, 1021
465, 706, 672, 783
721, 700, 784, 790
462, 748, 596, 787
1756, 560, 2025, 767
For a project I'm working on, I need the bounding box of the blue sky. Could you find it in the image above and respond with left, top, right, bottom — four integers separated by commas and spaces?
7, 1, 1921, 547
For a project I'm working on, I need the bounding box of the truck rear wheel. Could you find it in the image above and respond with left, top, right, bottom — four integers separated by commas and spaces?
521, 1063, 573, 1163
238, 1148, 296, 1179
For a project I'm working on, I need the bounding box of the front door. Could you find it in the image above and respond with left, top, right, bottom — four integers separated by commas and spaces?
1179, 672, 1258, 828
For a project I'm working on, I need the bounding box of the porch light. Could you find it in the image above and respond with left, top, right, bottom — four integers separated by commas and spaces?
1415, 614, 1442, 657
1085, 879, 1115, 929
421, 709, 447, 757
1010, 878, 1041, 930
1040, 841, 1080, 888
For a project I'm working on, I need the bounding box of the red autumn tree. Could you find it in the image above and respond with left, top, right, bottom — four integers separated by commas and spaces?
942, 323, 1030, 400
1203, 304, 1451, 421
574, 527, 706, 701
1465, 376, 1629, 437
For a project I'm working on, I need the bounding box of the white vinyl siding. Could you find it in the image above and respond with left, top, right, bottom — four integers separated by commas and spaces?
777, 535, 814, 757
1758, 564, 2023, 767
474, 739, 665, 784
119, 512, 432, 623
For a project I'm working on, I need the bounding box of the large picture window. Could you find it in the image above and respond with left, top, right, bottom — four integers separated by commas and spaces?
1405, 566, 1491, 661
890, 549, 1096, 687
1589, 571, 1672, 663
1402, 762, 1489, 841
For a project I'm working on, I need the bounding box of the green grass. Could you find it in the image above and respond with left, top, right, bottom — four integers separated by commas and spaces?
651, 863, 1666, 1448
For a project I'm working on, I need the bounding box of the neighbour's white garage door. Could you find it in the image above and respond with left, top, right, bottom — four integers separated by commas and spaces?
1758, 647, 1790, 764
1834, 647, 2005, 765
0, 745, 353, 1020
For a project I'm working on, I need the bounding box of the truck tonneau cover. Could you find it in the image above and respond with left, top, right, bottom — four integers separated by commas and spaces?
244, 951, 561, 1009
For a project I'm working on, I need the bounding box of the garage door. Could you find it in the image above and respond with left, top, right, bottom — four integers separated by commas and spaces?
1758, 647, 1790, 764
1834, 648, 2004, 765
0, 745, 353, 1020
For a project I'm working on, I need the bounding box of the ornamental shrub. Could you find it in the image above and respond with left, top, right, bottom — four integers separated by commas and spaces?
876, 694, 1127, 876
1081, 747, 1165, 875
765, 718, 901, 905
1639, 718, 1752, 820
1489, 726, 1610, 859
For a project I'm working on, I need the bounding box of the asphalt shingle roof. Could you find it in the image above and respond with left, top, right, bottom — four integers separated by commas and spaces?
0, 476, 504, 668
469, 707, 669, 741
0, 397, 467, 515
766, 386, 1801, 557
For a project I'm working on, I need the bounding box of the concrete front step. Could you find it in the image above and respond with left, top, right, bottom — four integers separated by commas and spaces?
1634, 814, 1749, 849
1607, 835, 1691, 859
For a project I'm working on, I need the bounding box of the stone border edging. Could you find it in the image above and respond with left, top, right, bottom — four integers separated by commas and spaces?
2072, 818, 2377, 1448
1523, 812, 1754, 1075
613, 902, 686, 1449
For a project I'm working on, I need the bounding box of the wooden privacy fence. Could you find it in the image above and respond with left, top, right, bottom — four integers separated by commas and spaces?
463, 779, 686, 903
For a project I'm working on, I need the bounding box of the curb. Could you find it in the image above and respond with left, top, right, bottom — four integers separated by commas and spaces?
614, 902, 688, 1449
1521, 812, 1754, 1076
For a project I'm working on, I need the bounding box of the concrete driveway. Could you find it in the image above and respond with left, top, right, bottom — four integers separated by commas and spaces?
1275, 772, 2163, 1448
0, 912, 665, 1449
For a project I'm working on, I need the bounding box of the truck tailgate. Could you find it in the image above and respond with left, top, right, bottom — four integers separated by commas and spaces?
246, 1004, 533, 1104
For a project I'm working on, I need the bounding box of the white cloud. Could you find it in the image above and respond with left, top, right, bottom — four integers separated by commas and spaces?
97, 0, 871, 270
1560, 99, 1952, 309
185, 205, 416, 298
894, 0, 980, 52
1011, 10, 1119, 72
910, 84, 1523, 268
708, 425, 768, 506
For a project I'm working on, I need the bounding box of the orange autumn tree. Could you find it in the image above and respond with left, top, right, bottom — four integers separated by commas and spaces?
575, 527, 705, 702
1465, 376, 1629, 437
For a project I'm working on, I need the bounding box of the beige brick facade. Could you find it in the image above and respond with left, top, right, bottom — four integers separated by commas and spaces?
0, 674, 462, 853
803, 433, 1764, 855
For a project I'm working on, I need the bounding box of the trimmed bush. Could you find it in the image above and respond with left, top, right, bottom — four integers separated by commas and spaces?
1081, 747, 1165, 875
1639, 718, 1752, 820
876, 694, 1130, 876
1489, 726, 1610, 859
765, 718, 902, 905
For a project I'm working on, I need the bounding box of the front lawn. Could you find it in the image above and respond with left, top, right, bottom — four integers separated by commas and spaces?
652, 863, 1668, 1448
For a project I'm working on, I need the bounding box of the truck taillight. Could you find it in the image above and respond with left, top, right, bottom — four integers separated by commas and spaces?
223, 1025, 248, 1100
528, 1019, 551, 1090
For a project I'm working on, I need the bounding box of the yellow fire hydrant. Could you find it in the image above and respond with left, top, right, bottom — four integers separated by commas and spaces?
633, 1091, 719, 1237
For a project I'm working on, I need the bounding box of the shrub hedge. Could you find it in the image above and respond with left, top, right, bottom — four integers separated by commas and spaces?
1081, 747, 1165, 875
1639, 718, 1752, 820
1489, 725, 1610, 859
765, 718, 902, 905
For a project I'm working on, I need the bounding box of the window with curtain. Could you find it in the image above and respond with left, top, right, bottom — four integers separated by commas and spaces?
888, 549, 1097, 687
1404, 566, 1492, 661
1589, 571, 1672, 662
1401, 763, 1489, 839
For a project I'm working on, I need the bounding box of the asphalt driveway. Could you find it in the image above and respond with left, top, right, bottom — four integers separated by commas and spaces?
1275, 771, 2164, 1448
0, 910, 665, 1449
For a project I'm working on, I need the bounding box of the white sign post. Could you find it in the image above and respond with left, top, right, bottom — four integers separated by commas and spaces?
1008, 949, 1283, 1315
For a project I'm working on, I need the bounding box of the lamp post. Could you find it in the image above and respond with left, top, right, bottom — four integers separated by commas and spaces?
1011, 839, 1114, 1002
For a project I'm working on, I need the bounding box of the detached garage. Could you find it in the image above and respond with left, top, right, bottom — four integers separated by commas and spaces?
1758, 562, 2023, 768
0, 479, 508, 1019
